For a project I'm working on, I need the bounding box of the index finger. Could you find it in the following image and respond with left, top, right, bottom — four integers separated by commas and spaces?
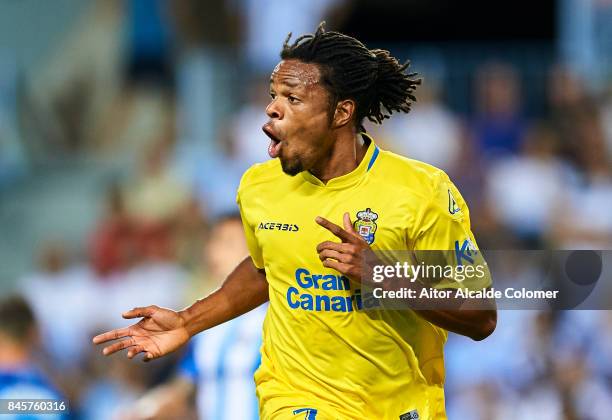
315, 216, 355, 243
92, 327, 131, 345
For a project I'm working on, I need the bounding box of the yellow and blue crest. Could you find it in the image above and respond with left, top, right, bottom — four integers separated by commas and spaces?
353, 208, 378, 245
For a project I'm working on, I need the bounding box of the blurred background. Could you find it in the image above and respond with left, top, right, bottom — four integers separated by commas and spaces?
0, 0, 611, 419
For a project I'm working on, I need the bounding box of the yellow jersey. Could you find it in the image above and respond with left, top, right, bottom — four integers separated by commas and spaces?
236, 135, 486, 419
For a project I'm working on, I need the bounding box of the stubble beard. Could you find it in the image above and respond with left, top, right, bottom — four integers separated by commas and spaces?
280, 155, 304, 176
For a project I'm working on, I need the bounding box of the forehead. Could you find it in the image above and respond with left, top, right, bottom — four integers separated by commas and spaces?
270, 60, 321, 87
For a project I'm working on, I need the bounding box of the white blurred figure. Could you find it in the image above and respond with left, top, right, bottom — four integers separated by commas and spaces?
19, 242, 101, 369
550, 349, 612, 420
103, 262, 187, 331
550, 117, 612, 249
377, 77, 462, 174
446, 311, 563, 420
485, 123, 576, 246
557, 310, 612, 384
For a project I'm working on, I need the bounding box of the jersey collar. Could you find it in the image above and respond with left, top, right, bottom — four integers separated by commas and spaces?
300, 133, 380, 189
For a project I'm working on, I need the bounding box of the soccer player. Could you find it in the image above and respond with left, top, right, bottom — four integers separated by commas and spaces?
94, 23, 497, 419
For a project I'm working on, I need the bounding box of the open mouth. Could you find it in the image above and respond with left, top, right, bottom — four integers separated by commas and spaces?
262, 125, 282, 159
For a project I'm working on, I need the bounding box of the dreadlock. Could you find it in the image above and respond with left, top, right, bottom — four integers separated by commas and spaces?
280, 22, 421, 132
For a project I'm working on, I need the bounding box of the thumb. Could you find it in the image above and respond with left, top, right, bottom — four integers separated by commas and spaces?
123, 306, 156, 319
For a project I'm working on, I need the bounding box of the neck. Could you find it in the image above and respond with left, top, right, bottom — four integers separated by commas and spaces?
309, 129, 368, 184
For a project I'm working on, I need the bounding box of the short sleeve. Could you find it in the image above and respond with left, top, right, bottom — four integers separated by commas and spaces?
177, 340, 198, 383
412, 173, 491, 290
236, 178, 265, 270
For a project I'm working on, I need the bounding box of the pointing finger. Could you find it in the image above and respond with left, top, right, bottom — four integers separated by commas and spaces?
315, 216, 354, 243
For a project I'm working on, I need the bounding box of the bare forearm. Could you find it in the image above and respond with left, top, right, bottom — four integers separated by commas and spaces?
415, 308, 497, 341
380, 278, 497, 341
179, 257, 268, 337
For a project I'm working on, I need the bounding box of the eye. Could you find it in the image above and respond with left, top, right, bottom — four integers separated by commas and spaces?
269, 92, 276, 99
288, 96, 300, 104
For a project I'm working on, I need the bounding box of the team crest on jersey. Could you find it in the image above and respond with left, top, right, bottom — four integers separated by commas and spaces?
354, 208, 378, 245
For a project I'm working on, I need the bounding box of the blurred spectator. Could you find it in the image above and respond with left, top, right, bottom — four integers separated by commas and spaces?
101, 259, 187, 333
377, 76, 462, 174
26, 0, 124, 157
191, 127, 253, 219
125, 137, 189, 262
485, 123, 576, 247
173, 196, 209, 272
447, 311, 562, 420
127, 137, 188, 226
125, 214, 266, 420
471, 62, 527, 160
550, 349, 612, 420
20, 242, 99, 370
170, 0, 242, 155
601, 85, 612, 158
229, 78, 276, 166
557, 311, 612, 385
0, 53, 26, 188
546, 64, 604, 168
550, 120, 612, 249
124, 0, 174, 89
89, 183, 138, 277
238, 0, 343, 74
0, 296, 68, 420
79, 348, 151, 420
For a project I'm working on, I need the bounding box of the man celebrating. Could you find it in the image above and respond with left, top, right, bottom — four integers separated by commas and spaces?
94, 23, 496, 419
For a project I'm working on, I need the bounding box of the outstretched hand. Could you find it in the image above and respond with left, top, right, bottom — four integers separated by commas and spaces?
315, 212, 371, 281
92, 305, 190, 362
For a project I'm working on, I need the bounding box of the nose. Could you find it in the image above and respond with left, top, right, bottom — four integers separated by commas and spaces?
266, 99, 283, 120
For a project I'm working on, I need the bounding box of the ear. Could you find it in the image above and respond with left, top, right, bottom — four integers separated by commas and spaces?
332, 99, 356, 128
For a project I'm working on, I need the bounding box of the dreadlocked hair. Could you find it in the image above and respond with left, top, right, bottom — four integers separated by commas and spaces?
280, 22, 421, 132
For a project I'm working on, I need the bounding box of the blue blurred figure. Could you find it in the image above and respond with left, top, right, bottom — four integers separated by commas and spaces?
0, 296, 69, 420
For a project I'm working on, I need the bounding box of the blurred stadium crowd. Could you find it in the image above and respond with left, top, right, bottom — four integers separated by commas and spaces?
0, 0, 611, 419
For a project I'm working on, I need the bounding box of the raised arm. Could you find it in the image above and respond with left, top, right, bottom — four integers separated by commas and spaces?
92, 256, 268, 361
315, 213, 496, 341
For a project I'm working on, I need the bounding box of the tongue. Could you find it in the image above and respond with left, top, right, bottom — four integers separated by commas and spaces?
268, 140, 281, 158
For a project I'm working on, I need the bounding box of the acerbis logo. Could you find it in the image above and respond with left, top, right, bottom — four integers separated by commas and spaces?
258, 222, 299, 232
